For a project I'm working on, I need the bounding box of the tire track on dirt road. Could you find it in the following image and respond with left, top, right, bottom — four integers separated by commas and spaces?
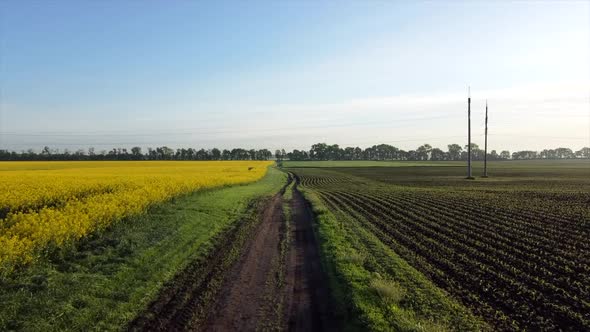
203, 185, 289, 331
284, 181, 340, 332
130, 173, 339, 331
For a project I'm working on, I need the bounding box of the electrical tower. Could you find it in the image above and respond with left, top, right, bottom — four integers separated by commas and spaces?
482, 100, 489, 178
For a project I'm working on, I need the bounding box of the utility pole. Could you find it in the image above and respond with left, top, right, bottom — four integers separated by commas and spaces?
467, 87, 474, 179
482, 99, 489, 178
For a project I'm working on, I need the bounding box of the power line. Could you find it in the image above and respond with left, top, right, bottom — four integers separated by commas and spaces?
5, 133, 586, 149
0, 115, 466, 136
487, 134, 588, 140
0, 134, 487, 150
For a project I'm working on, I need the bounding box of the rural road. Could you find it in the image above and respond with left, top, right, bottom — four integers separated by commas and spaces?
129, 175, 339, 331
284, 184, 340, 332
204, 190, 286, 331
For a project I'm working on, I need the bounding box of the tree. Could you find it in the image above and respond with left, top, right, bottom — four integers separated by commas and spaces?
186, 148, 196, 160
222, 149, 231, 160
490, 150, 499, 160
41, 146, 51, 156
211, 148, 221, 160
288, 149, 308, 161
326, 144, 341, 160
275, 149, 283, 161
310, 143, 328, 160
447, 144, 462, 161
417, 144, 433, 161
257, 149, 272, 160
576, 147, 590, 158
353, 147, 363, 160
343, 147, 355, 160
430, 148, 446, 161
512, 150, 537, 160
463, 143, 482, 160
162, 146, 174, 159
147, 147, 156, 160
555, 147, 574, 159
74, 149, 86, 158
196, 149, 208, 160
2, 142, 584, 162
131, 147, 142, 160
231, 148, 248, 160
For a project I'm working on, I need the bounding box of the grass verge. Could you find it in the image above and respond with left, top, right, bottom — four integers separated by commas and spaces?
298, 186, 490, 332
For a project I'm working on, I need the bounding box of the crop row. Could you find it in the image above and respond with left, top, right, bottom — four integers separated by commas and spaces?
298, 175, 352, 188
298, 173, 590, 331
342, 190, 590, 292
321, 190, 589, 330
376, 191, 590, 268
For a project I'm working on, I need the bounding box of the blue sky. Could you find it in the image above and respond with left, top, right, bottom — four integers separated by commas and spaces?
1, 1, 589, 152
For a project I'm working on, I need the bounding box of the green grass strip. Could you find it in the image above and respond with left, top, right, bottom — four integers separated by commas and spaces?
299, 187, 489, 332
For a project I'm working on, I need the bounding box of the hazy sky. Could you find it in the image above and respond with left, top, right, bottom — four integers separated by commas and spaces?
1, 1, 589, 152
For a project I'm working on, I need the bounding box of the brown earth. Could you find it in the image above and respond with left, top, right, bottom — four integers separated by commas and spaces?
203, 189, 287, 331
129, 175, 339, 332
127, 197, 269, 332
283, 183, 340, 332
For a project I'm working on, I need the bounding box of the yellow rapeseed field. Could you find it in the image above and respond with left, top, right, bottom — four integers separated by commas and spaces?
0, 161, 272, 273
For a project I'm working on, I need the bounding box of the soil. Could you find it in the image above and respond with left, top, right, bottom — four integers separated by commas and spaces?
283, 184, 340, 332
127, 198, 267, 332
129, 176, 339, 331
203, 191, 286, 331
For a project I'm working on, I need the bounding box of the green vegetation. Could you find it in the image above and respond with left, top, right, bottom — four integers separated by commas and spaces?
283, 160, 459, 168
0, 167, 285, 331
284, 158, 590, 170
289, 160, 590, 331
299, 186, 487, 331
281, 142, 589, 162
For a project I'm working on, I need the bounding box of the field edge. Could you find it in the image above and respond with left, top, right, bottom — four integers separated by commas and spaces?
0, 166, 286, 331
295, 177, 490, 331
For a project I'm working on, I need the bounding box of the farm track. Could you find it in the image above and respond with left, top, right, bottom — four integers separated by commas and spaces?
284, 182, 340, 332
203, 187, 287, 331
127, 197, 267, 332
295, 170, 590, 331
129, 174, 338, 331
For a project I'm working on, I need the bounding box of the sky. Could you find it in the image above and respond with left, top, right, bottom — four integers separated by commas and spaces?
1, 1, 589, 152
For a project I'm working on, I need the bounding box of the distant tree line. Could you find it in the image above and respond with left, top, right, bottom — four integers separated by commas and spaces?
279, 143, 590, 161
0, 146, 273, 161
1, 143, 588, 161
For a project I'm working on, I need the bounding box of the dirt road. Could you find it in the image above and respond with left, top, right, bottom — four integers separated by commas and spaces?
283, 184, 340, 332
203, 190, 287, 331
130, 175, 338, 331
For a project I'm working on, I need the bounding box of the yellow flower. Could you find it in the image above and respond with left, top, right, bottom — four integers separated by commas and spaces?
0, 161, 271, 272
